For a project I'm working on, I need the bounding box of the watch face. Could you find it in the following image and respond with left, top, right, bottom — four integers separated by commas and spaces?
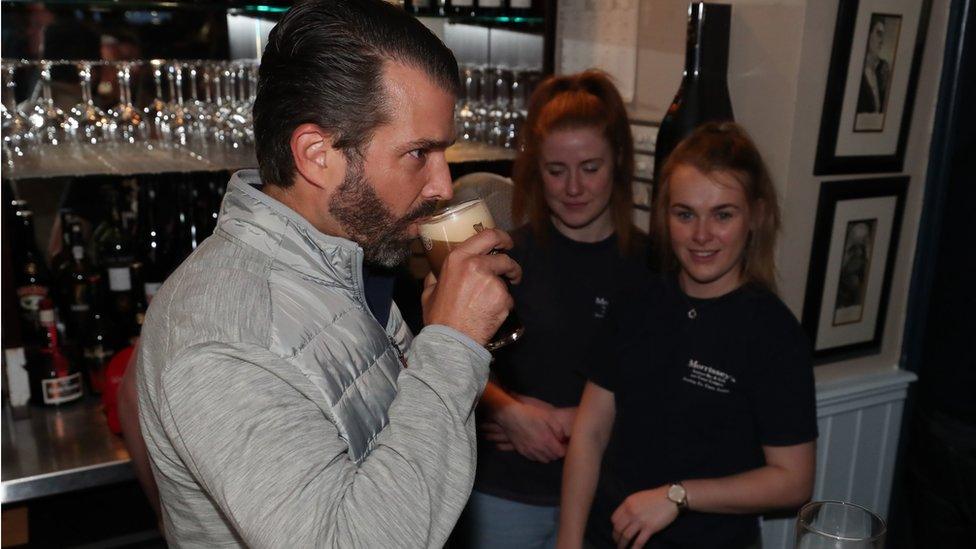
668, 484, 686, 503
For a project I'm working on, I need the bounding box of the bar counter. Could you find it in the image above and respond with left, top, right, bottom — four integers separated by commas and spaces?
1, 398, 133, 504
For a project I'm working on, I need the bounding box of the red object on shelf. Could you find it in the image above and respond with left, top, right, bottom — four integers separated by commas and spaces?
102, 345, 134, 434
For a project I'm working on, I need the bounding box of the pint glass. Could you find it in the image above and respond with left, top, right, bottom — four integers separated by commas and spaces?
418, 199, 524, 351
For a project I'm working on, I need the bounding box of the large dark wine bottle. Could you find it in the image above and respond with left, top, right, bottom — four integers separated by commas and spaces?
653, 2, 734, 184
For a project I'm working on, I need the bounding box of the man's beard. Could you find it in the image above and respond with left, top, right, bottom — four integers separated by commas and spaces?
328, 158, 438, 268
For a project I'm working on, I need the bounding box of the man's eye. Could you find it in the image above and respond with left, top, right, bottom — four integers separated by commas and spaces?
408, 149, 427, 161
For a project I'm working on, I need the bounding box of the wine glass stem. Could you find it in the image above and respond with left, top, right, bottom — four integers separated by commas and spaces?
40, 63, 54, 106
3, 66, 17, 111
79, 64, 94, 106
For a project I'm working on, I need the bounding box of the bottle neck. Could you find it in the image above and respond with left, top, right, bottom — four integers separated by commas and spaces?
683, 2, 731, 80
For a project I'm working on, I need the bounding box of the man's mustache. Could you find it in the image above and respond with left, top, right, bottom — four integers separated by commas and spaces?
403, 200, 439, 224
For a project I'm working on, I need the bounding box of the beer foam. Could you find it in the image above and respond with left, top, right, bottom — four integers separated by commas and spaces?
419, 199, 496, 244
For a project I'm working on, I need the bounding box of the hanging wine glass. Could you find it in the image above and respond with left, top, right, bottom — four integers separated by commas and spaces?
457, 64, 482, 142
504, 68, 529, 149
145, 59, 171, 142
66, 61, 110, 145
2, 59, 36, 163
486, 66, 511, 147
214, 62, 247, 149
165, 61, 193, 146
234, 61, 255, 144
184, 61, 212, 143
108, 61, 147, 145
27, 60, 68, 146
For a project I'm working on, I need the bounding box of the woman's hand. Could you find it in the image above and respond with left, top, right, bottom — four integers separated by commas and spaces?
515, 395, 577, 442
494, 399, 567, 463
610, 486, 679, 549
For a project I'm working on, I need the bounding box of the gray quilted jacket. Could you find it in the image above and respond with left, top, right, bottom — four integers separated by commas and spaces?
136, 170, 491, 548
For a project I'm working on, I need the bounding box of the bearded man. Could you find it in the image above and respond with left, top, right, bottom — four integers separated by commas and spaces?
131, 1, 520, 546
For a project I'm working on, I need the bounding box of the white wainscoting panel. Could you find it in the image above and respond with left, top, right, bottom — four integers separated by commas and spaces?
760, 370, 916, 548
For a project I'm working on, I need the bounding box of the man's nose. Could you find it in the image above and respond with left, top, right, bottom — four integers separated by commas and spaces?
423, 155, 454, 202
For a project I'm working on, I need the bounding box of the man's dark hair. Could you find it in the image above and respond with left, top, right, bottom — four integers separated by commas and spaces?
253, 0, 461, 187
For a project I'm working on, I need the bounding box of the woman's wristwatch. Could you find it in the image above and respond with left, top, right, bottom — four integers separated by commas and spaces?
667, 483, 688, 512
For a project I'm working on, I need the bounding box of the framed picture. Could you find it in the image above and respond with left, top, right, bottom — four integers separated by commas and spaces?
814, 0, 932, 175
801, 176, 908, 363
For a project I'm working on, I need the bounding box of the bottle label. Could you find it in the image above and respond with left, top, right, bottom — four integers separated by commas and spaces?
108, 267, 132, 291
41, 372, 83, 405
510, 0, 532, 8
144, 282, 162, 302
72, 245, 85, 261
480, 0, 502, 6
39, 309, 55, 324
453, 0, 474, 6
17, 285, 48, 312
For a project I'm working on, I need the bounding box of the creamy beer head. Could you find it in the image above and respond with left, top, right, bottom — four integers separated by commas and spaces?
418, 199, 496, 274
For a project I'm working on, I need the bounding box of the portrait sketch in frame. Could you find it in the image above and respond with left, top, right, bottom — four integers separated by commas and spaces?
854, 13, 902, 132
814, 0, 931, 175
802, 177, 908, 363
832, 218, 877, 325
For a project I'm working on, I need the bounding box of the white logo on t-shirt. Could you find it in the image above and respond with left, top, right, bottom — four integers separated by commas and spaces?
594, 296, 609, 318
682, 359, 737, 394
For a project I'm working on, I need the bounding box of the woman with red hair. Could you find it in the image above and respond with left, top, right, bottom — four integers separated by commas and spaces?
456, 71, 652, 548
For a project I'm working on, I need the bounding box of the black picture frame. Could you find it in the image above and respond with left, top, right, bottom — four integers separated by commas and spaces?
813, 0, 932, 175
802, 176, 908, 363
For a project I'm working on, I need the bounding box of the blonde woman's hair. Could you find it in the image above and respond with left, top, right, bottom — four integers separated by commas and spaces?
653, 121, 781, 293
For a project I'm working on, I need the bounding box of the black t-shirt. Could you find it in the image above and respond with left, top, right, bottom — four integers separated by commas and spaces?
586, 274, 818, 548
474, 222, 652, 506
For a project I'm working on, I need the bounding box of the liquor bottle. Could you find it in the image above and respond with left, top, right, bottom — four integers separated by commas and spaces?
94, 187, 138, 338
652, 2, 734, 184
58, 222, 99, 345
137, 178, 167, 304
27, 299, 84, 406
13, 208, 52, 348
82, 285, 119, 395
169, 178, 200, 266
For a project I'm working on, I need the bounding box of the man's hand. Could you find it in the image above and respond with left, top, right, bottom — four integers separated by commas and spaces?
422, 228, 522, 346
610, 486, 679, 549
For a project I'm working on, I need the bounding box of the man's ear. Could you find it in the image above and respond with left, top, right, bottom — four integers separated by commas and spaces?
290, 123, 338, 189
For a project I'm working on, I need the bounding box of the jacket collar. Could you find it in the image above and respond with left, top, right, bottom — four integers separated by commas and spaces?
216, 170, 365, 294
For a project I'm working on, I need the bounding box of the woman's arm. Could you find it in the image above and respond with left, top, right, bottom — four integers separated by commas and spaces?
611, 441, 816, 548
479, 380, 567, 462
557, 382, 616, 549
